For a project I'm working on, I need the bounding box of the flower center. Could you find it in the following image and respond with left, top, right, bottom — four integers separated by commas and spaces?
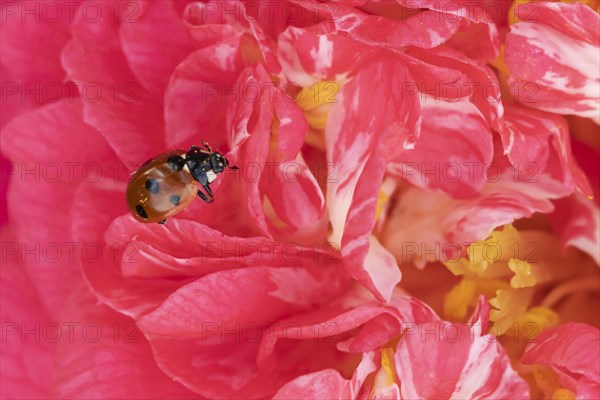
443, 225, 564, 335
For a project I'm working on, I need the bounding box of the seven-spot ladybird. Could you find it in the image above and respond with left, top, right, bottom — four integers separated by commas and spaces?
126, 141, 237, 224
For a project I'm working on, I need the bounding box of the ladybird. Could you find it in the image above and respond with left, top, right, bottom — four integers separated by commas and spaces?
126, 141, 237, 224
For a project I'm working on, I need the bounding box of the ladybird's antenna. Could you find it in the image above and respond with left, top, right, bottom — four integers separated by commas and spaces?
201, 140, 213, 153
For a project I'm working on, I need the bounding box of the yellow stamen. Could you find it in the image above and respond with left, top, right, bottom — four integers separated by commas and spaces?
296, 81, 340, 111
444, 278, 508, 321
515, 307, 560, 340
446, 225, 521, 279
521, 365, 564, 398
375, 190, 390, 221
296, 81, 339, 131
552, 388, 576, 400
489, 288, 533, 335
380, 348, 396, 385
541, 276, 600, 308
508, 259, 538, 288
372, 347, 398, 398
303, 104, 330, 130
444, 278, 477, 320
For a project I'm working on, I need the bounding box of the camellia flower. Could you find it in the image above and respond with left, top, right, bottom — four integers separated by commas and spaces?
1, 0, 598, 399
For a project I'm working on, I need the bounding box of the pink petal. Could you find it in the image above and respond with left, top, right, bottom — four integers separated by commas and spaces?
0, 153, 9, 225
514, 2, 599, 45
468, 296, 491, 336
1, 99, 115, 174
551, 141, 600, 265
522, 323, 600, 399
138, 265, 346, 337
228, 65, 276, 237
248, 18, 283, 75
273, 352, 378, 399
1, 100, 116, 317
119, 0, 194, 98
51, 284, 198, 399
505, 2, 600, 123
502, 104, 592, 196
164, 37, 244, 150
327, 59, 419, 300
293, 1, 462, 49
6, 177, 80, 318
552, 195, 599, 265
258, 303, 389, 366
261, 159, 327, 239
181, 1, 246, 47
139, 266, 347, 398
405, 46, 504, 131
376, 0, 501, 61
260, 93, 326, 238
258, 288, 439, 365
0, 237, 54, 399
395, 0, 485, 20
181, 0, 285, 73
105, 216, 335, 279
355, 236, 403, 304
277, 24, 380, 86
389, 98, 494, 198
273, 369, 352, 399
61, 2, 165, 166
0, 0, 72, 127
446, 19, 500, 63
394, 317, 529, 399
273, 93, 308, 161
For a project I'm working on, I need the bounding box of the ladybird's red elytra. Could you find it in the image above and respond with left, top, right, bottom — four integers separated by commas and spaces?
126, 142, 237, 225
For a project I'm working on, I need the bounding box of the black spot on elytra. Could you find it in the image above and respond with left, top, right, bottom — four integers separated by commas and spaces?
145, 178, 159, 194
135, 205, 148, 219
169, 195, 181, 206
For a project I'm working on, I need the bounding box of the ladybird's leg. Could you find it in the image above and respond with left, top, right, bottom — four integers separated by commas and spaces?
192, 170, 213, 198
158, 219, 167, 225
194, 169, 214, 198
197, 189, 213, 203
201, 181, 213, 198
167, 155, 186, 171
201, 140, 213, 152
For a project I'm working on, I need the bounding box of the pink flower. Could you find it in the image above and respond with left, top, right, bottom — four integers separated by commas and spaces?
1, 0, 599, 399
